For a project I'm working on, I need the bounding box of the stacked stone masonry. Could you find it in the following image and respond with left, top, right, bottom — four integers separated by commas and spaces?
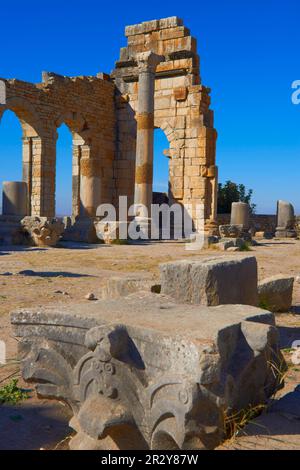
0, 17, 217, 231
0, 73, 115, 218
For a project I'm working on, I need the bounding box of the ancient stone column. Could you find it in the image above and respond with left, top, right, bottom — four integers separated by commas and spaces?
275, 200, 296, 238
22, 137, 33, 216
230, 202, 250, 230
2, 181, 28, 216
133, 52, 164, 232
79, 146, 101, 218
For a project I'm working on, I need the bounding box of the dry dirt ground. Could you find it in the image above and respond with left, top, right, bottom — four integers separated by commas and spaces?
0, 238, 300, 450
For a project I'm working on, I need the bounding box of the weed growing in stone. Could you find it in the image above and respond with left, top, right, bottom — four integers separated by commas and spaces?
0, 379, 29, 405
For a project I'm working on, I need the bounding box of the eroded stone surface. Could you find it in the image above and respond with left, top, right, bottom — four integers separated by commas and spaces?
102, 275, 155, 299
258, 275, 294, 312
275, 200, 297, 238
11, 297, 284, 450
160, 256, 258, 306
21, 216, 64, 247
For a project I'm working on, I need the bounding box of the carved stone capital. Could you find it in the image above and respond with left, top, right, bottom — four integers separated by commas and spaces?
11, 298, 286, 450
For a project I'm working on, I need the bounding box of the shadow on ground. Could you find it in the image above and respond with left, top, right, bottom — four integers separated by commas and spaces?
218, 385, 300, 450
0, 401, 72, 450
0, 245, 47, 252
278, 325, 300, 348
17, 270, 94, 278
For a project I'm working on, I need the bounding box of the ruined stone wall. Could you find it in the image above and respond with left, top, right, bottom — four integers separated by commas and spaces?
0, 17, 217, 233
0, 73, 115, 217
217, 213, 277, 232
111, 17, 217, 228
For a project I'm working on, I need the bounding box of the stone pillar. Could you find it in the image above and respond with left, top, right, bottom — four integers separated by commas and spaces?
2, 181, 28, 216
204, 165, 219, 235
22, 137, 33, 215
275, 200, 296, 238
79, 145, 101, 217
134, 52, 164, 230
72, 138, 83, 218
28, 135, 56, 218
230, 202, 250, 230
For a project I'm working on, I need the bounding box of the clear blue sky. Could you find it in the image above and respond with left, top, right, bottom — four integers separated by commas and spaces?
0, 0, 299, 215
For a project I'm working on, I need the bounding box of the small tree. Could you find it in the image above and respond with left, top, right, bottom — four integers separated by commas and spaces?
217, 180, 256, 214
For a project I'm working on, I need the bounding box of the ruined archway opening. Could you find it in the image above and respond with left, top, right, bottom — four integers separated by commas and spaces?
0, 110, 23, 215
56, 123, 73, 217
153, 127, 170, 205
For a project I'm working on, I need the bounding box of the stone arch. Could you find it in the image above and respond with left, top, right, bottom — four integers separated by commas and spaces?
54, 112, 88, 139
0, 98, 44, 216
1, 96, 42, 137
53, 113, 99, 218
153, 119, 182, 206
155, 120, 175, 143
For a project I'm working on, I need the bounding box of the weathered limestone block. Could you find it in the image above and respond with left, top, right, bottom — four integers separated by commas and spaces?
215, 238, 246, 251
219, 224, 243, 238
254, 231, 273, 239
21, 216, 64, 247
275, 200, 296, 238
2, 181, 27, 216
219, 224, 252, 244
102, 276, 157, 299
160, 256, 258, 306
62, 217, 98, 244
258, 275, 294, 312
11, 298, 285, 450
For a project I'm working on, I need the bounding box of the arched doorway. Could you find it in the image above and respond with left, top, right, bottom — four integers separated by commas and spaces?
56, 123, 73, 217
0, 110, 23, 214
153, 127, 170, 205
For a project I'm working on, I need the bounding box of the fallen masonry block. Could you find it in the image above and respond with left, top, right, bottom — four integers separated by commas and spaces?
258, 275, 294, 312
254, 231, 273, 239
102, 275, 157, 299
62, 217, 98, 244
215, 237, 246, 251
160, 256, 258, 306
21, 216, 64, 247
11, 297, 284, 450
219, 224, 251, 241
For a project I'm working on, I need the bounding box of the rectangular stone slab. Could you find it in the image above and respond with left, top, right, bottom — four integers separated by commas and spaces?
160, 255, 258, 306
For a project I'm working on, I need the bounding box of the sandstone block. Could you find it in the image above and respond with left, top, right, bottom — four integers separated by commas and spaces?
160, 256, 258, 306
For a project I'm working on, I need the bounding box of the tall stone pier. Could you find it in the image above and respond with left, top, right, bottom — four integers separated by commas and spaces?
133, 52, 164, 232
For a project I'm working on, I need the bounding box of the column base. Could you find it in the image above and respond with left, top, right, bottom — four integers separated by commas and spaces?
130, 217, 151, 240
275, 228, 297, 238
62, 216, 98, 244
94, 220, 129, 244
